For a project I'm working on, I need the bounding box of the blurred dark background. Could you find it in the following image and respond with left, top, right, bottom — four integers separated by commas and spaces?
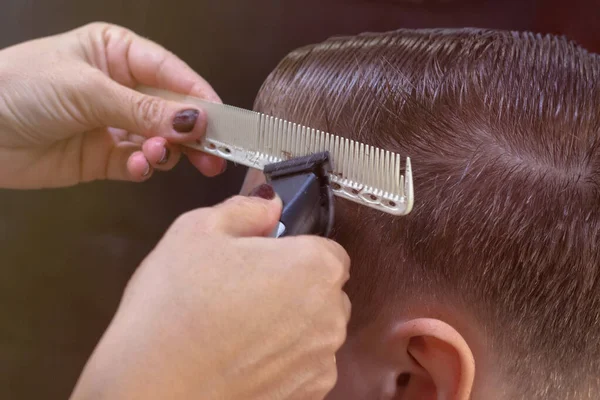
0, 0, 598, 398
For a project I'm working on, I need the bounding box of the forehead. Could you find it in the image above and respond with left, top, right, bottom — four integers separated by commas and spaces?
239, 168, 266, 195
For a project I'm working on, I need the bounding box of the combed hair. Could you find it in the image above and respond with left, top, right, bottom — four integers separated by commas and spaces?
254, 28, 600, 399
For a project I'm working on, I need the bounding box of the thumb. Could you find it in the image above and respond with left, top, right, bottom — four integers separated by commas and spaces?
212, 184, 283, 237
92, 76, 208, 143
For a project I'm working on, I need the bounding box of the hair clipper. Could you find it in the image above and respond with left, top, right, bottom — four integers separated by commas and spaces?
263, 151, 334, 238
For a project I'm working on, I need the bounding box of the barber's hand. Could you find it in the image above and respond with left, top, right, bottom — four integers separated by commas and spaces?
0, 22, 226, 189
71, 185, 351, 400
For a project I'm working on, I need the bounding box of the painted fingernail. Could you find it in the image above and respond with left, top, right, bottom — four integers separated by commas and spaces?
157, 147, 170, 165
249, 183, 275, 200
142, 162, 152, 177
173, 109, 199, 133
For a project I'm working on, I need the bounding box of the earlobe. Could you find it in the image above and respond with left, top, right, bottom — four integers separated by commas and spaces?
387, 318, 475, 400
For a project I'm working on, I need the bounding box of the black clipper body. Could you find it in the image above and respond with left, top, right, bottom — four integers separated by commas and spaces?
264, 152, 334, 238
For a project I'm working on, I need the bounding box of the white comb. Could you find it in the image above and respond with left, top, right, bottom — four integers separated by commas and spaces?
138, 86, 414, 216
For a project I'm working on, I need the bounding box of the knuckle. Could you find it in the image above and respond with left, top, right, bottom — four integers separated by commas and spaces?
196, 208, 226, 233
134, 95, 165, 133
173, 207, 212, 231
322, 252, 349, 284
331, 315, 349, 348
314, 365, 338, 395
223, 195, 271, 219
223, 195, 256, 209
81, 21, 112, 33
288, 237, 349, 282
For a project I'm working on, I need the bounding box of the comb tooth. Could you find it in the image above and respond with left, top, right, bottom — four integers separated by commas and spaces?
287, 122, 294, 158
344, 139, 350, 180
340, 136, 346, 176
373, 147, 379, 190
400, 174, 405, 198
286, 120, 291, 157
279, 118, 285, 159
256, 114, 262, 156
381, 150, 387, 193
287, 124, 300, 157
282, 121, 288, 158
270, 117, 278, 161
332, 135, 339, 171
277, 119, 283, 158
368, 145, 374, 190
310, 130, 321, 154
295, 124, 302, 156
340, 138, 347, 180
379, 149, 384, 192
318, 129, 323, 154
332, 134, 337, 162
256, 114, 263, 156
292, 123, 298, 155
346, 139, 353, 181
358, 142, 365, 188
374, 146, 380, 191
363, 145, 370, 189
355, 142, 361, 186
280, 119, 286, 159
352, 140, 359, 185
375, 147, 382, 191
393, 153, 400, 195
298, 126, 308, 154
405, 157, 413, 200
268, 116, 275, 160
263, 117, 273, 162
329, 134, 335, 168
314, 129, 320, 153
385, 151, 391, 194
369, 146, 377, 188
262, 115, 268, 159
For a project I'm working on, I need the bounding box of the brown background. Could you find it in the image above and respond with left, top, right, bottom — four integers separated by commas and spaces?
0, 0, 598, 398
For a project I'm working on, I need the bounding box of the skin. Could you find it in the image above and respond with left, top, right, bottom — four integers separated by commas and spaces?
242, 169, 505, 400
72, 194, 352, 400
1, 23, 354, 399
0, 22, 226, 188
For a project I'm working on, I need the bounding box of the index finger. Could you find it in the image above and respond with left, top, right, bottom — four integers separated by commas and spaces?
127, 35, 222, 103
94, 23, 222, 102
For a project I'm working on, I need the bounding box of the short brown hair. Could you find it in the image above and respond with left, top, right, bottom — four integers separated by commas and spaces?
254, 29, 600, 399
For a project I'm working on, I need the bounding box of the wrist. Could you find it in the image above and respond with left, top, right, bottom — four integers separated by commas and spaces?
71, 288, 224, 399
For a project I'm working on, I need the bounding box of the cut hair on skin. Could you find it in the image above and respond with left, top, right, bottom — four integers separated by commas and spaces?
254, 28, 600, 399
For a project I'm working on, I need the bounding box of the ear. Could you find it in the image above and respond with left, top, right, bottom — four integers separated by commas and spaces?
384, 318, 475, 400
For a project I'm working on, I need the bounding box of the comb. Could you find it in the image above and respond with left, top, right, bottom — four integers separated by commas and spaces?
137, 86, 414, 216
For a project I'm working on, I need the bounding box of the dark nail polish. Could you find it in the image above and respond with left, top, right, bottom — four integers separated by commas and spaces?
249, 183, 275, 200
157, 147, 170, 165
173, 109, 199, 133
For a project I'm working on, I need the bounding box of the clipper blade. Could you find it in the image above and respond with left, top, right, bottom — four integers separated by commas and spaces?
138, 86, 414, 216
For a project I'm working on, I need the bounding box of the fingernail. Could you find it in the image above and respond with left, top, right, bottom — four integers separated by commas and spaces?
157, 147, 170, 165
220, 161, 228, 173
249, 183, 275, 200
142, 162, 151, 177
173, 109, 199, 133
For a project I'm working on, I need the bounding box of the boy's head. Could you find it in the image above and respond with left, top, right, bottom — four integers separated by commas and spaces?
241, 28, 600, 399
